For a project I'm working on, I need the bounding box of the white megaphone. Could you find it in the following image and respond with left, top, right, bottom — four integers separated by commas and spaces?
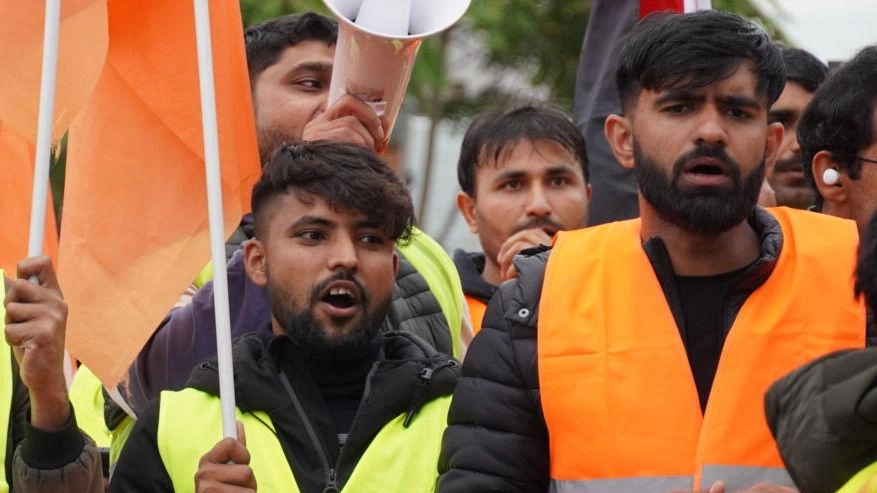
322, 0, 471, 152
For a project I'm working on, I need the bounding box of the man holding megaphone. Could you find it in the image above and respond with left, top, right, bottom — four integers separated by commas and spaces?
114, 9, 470, 449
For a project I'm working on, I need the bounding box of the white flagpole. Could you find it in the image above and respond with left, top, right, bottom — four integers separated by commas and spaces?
28, 0, 61, 260
193, 0, 237, 439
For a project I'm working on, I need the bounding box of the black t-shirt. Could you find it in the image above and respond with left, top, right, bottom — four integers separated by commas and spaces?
675, 266, 748, 412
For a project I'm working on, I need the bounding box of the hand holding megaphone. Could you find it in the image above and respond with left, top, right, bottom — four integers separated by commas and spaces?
303, 94, 386, 150
322, 0, 471, 152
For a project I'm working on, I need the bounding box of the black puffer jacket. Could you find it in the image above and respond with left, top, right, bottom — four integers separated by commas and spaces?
438, 209, 795, 492
766, 348, 877, 493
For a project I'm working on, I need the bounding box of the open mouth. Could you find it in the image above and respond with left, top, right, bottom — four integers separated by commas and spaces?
687, 160, 729, 176
323, 286, 357, 309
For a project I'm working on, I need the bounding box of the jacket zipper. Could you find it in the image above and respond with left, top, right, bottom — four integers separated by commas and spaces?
278, 371, 339, 492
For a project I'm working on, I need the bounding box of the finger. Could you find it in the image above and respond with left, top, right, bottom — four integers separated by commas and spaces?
304, 118, 376, 150
708, 480, 725, 493
236, 420, 247, 448
6, 277, 64, 307
496, 229, 553, 261
194, 463, 257, 491
200, 437, 251, 466
320, 94, 384, 143
16, 256, 60, 291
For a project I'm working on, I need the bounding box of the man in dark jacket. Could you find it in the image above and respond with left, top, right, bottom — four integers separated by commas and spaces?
3, 257, 103, 492
439, 10, 865, 493
110, 142, 459, 492
453, 105, 590, 331
765, 209, 877, 493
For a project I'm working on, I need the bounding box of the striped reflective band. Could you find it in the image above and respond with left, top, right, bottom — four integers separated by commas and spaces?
550, 476, 692, 492
701, 465, 793, 490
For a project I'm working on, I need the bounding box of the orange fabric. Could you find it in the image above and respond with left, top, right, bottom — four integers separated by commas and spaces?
538, 208, 864, 488
0, 122, 58, 273
465, 294, 487, 334
60, 0, 260, 388
0, 0, 106, 142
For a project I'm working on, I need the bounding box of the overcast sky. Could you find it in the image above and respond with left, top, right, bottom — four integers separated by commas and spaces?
751, 0, 877, 63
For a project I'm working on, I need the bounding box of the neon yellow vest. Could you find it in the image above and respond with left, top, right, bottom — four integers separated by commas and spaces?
157, 388, 450, 493
837, 462, 877, 493
397, 228, 464, 358
0, 272, 11, 493
68, 366, 112, 449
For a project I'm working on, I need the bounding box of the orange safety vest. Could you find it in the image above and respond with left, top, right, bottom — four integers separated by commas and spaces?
538, 208, 865, 492
465, 294, 487, 334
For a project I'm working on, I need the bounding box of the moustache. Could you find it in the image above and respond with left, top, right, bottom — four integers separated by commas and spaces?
510, 217, 564, 237
309, 270, 368, 306
673, 145, 741, 183
773, 155, 804, 174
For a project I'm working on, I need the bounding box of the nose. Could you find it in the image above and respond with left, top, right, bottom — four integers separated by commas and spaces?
693, 107, 729, 147
526, 184, 552, 217
328, 236, 359, 272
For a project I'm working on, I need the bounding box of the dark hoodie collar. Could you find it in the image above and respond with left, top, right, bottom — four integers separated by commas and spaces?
452, 249, 497, 303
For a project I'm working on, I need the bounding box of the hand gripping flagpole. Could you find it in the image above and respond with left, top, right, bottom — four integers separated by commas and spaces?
193, 0, 237, 439
27, 0, 61, 261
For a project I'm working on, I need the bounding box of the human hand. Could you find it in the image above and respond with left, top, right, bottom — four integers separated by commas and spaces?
732, 484, 797, 493
302, 94, 386, 152
195, 421, 256, 492
4, 256, 70, 432
497, 228, 554, 281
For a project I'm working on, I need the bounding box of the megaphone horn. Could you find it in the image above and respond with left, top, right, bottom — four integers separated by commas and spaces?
322, 0, 471, 152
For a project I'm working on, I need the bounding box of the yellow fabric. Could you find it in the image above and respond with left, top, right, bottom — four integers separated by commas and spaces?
157, 387, 450, 493
193, 261, 212, 289
0, 271, 11, 492
538, 208, 865, 488
108, 415, 135, 471
397, 228, 464, 358
838, 461, 877, 493
68, 366, 112, 449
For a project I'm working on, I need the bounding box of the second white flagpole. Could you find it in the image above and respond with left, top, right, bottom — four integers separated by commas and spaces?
193, 0, 237, 439
28, 0, 61, 260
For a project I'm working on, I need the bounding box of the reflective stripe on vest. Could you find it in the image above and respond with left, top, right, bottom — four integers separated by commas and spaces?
0, 271, 10, 492
398, 228, 465, 358
157, 387, 450, 493
464, 294, 487, 334
538, 208, 864, 490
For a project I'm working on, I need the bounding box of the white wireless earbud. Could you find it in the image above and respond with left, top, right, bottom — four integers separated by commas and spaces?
822, 168, 841, 186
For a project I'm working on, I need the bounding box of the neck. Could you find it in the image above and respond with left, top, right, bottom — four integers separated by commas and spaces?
481, 258, 502, 286
639, 202, 760, 276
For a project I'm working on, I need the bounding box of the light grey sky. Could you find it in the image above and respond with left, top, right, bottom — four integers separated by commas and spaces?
751, 0, 877, 63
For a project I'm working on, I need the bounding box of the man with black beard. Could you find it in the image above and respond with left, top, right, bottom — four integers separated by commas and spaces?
438, 10, 865, 493
109, 142, 459, 493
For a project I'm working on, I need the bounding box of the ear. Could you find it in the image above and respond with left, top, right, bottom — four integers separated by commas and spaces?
604, 114, 635, 169
391, 251, 399, 277
763, 122, 784, 173
812, 150, 849, 206
586, 183, 593, 201
243, 239, 268, 287
456, 191, 479, 234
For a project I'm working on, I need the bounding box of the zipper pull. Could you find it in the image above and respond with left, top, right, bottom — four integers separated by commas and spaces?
403, 367, 436, 427
322, 468, 338, 493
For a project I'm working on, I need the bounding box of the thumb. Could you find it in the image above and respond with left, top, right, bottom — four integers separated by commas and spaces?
236, 420, 247, 448
708, 480, 725, 493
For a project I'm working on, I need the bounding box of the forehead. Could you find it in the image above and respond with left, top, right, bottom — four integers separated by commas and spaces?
477, 139, 581, 173
265, 191, 366, 226
638, 63, 764, 107
771, 82, 813, 111
259, 41, 335, 79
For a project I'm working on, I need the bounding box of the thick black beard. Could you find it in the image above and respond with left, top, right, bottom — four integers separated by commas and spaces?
634, 141, 764, 235
269, 271, 391, 362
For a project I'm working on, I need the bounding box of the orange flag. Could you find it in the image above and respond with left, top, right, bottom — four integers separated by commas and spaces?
0, 121, 58, 274
0, 0, 107, 142
60, 0, 260, 387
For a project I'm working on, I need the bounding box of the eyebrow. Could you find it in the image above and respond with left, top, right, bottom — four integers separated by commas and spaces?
285, 61, 332, 78
654, 90, 761, 110
768, 109, 796, 120
291, 215, 335, 229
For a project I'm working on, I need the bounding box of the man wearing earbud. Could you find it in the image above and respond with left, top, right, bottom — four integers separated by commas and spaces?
439, 11, 867, 492
800, 45, 877, 233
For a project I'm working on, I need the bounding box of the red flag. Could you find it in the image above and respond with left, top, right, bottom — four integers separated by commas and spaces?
0, 122, 58, 274
60, 0, 260, 387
